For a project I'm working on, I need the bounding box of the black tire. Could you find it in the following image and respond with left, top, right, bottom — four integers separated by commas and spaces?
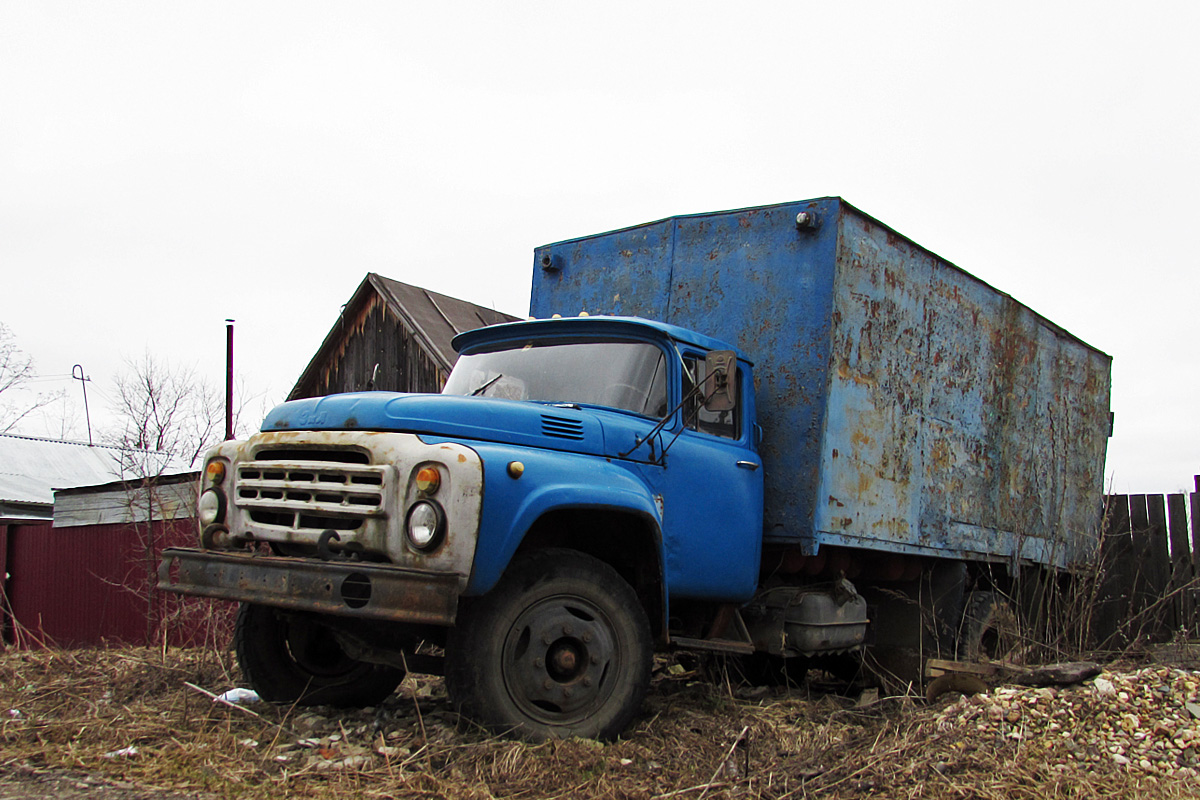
959, 591, 1014, 662
445, 549, 653, 741
235, 603, 404, 707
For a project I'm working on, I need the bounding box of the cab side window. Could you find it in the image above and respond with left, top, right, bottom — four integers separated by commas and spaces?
682, 355, 739, 439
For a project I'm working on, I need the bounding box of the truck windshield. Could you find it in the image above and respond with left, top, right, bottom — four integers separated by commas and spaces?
443, 340, 669, 417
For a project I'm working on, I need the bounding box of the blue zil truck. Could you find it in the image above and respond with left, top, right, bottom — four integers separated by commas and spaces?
160, 198, 1112, 740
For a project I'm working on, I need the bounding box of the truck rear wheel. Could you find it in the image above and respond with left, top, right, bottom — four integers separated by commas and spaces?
235, 603, 404, 707
959, 591, 1015, 662
445, 549, 652, 741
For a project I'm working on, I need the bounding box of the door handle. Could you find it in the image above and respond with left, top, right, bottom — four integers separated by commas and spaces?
736, 461, 760, 471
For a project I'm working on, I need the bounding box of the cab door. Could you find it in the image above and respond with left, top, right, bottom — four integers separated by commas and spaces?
639, 352, 763, 602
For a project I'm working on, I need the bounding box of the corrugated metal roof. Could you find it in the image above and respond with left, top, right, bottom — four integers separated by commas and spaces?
0, 433, 182, 506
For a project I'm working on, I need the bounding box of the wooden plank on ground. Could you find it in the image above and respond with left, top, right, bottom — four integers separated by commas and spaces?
925, 659, 997, 679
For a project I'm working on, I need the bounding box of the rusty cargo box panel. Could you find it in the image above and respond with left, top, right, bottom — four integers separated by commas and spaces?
530, 198, 1111, 569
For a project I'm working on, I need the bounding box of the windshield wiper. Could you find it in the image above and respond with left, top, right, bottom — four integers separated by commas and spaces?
470, 374, 504, 397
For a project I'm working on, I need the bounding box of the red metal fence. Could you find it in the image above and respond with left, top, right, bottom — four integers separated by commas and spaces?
1, 519, 232, 649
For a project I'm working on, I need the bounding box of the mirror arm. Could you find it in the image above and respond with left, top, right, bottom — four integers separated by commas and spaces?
619, 373, 717, 461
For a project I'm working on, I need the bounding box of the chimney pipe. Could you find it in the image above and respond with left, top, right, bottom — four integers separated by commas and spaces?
225, 319, 235, 440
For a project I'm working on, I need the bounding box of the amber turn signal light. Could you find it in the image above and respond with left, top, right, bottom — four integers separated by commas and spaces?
205, 460, 226, 485
415, 466, 441, 495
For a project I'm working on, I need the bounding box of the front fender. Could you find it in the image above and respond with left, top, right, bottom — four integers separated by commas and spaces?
454, 441, 664, 597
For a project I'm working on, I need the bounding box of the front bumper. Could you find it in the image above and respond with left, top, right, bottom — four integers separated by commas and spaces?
158, 547, 460, 626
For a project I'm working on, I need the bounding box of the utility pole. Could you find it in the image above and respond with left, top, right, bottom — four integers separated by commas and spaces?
72, 364, 92, 445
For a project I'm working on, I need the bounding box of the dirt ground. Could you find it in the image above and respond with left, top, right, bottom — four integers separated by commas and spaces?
0, 764, 211, 800
3, 644, 1200, 799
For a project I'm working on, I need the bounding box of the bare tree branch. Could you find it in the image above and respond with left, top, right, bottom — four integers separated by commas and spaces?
103, 351, 262, 642
0, 322, 63, 434
105, 352, 226, 478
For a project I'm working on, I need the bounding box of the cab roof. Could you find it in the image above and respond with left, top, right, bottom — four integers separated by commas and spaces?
451, 315, 751, 363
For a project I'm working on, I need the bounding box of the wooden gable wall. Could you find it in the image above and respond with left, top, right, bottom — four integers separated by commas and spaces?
293, 292, 448, 400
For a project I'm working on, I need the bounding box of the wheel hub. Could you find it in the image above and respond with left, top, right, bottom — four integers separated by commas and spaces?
502, 595, 619, 721
548, 641, 581, 678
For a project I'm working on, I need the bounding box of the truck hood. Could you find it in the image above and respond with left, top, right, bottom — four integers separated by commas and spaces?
261, 392, 661, 462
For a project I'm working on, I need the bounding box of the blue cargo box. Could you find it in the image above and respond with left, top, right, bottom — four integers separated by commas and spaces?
530, 198, 1111, 570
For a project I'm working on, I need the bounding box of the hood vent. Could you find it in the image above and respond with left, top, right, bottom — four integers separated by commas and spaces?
541, 414, 585, 441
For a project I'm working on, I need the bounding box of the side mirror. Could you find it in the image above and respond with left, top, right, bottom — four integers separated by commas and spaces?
704, 350, 737, 412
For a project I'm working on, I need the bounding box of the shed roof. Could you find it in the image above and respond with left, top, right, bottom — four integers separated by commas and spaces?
53, 471, 200, 527
372, 275, 518, 367
289, 274, 519, 400
0, 433, 179, 511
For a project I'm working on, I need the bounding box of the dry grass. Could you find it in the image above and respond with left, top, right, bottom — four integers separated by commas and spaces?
0, 646, 1196, 799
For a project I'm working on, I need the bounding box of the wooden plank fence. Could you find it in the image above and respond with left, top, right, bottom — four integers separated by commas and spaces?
1094, 476, 1200, 650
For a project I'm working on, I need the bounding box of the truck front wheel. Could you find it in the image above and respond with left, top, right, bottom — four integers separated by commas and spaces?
446, 549, 652, 741
235, 603, 404, 707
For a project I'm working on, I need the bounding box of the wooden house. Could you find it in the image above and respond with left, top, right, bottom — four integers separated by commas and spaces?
288, 273, 519, 400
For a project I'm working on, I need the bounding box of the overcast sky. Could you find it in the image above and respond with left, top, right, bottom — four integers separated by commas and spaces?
1, 2, 1196, 494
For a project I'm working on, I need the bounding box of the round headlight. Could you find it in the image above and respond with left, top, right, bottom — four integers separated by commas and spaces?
406, 501, 445, 552
198, 488, 226, 526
